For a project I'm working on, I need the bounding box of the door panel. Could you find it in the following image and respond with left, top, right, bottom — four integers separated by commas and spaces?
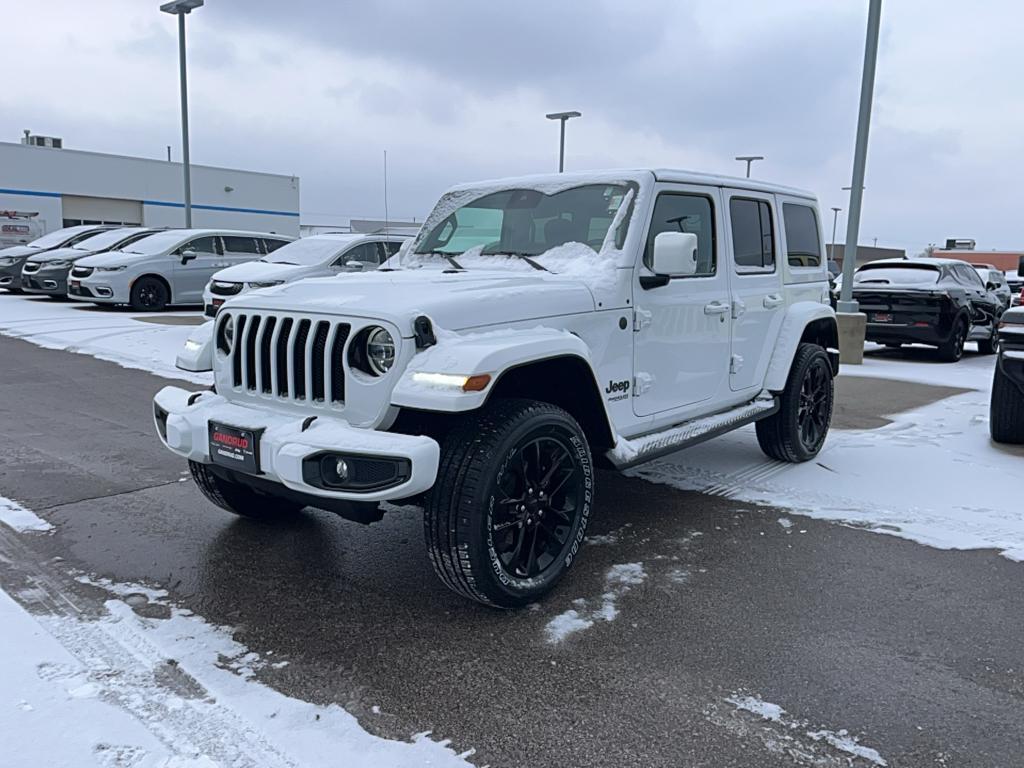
632, 186, 731, 417
725, 192, 786, 392
173, 236, 223, 303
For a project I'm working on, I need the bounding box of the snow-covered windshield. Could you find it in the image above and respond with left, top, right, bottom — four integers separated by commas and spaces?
262, 237, 351, 266
118, 230, 189, 255
72, 229, 145, 252
414, 184, 634, 261
27, 228, 88, 250
854, 265, 941, 286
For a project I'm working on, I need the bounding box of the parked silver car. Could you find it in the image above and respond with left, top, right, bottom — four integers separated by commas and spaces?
201, 233, 410, 316
0, 225, 115, 293
67, 229, 293, 311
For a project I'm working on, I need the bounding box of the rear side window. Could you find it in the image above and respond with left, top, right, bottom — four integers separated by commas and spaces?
262, 238, 288, 254
383, 241, 403, 257
782, 203, 821, 268
223, 236, 260, 254
730, 198, 775, 272
954, 264, 985, 288
643, 193, 716, 276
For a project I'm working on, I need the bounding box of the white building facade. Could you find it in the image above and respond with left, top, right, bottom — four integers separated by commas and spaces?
0, 141, 300, 237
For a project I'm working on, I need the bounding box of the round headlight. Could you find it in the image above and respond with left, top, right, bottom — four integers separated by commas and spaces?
365, 327, 395, 375
216, 314, 234, 354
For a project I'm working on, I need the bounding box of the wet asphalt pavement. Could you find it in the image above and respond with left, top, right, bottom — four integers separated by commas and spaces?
1, 334, 1022, 767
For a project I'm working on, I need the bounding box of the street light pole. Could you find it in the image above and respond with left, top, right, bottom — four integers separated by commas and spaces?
838, 0, 882, 314
160, 0, 204, 228
830, 207, 842, 262
545, 111, 581, 173
735, 155, 764, 178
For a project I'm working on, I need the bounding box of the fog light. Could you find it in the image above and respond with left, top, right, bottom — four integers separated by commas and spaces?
334, 457, 349, 482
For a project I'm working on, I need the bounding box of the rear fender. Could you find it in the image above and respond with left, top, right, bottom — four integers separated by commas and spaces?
763, 302, 838, 392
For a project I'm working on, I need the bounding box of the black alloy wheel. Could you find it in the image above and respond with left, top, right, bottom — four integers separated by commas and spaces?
797, 357, 832, 451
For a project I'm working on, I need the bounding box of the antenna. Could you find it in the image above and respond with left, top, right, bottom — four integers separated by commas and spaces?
383, 149, 390, 237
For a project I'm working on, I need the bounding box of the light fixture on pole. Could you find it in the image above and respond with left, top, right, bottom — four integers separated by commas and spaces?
545, 111, 581, 173
830, 207, 842, 262
735, 155, 764, 178
160, 0, 204, 228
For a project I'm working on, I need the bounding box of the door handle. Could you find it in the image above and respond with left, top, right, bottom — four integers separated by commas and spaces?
763, 293, 784, 309
704, 301, 730, 315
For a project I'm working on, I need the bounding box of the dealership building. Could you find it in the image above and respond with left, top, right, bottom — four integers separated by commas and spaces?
0, 136, 300, 237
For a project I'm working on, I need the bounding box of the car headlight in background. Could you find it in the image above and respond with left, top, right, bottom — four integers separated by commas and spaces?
365, 327, 395, 375
247, 280, 284, 289
216, 314, 234, 354
95, 265, 128, 272
0, 256, 18, 266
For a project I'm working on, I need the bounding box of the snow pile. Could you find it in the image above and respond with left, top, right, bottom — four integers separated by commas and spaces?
2, 574, 473, 767
0, 495, 53, 533
630, 354, 1024, 561
718, 693, 887, 767
544, 562, 647, 643
0, 296, 210, 384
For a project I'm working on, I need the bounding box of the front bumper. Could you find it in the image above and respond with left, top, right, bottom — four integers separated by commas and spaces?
21, 269, 69, 296
67, 274, 123, 303
0, 261, 26, 291
154, 386, 440, 502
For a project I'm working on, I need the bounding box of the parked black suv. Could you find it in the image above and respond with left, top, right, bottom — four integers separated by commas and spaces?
852, 257, 1003, 361
990, 259, 1024, 443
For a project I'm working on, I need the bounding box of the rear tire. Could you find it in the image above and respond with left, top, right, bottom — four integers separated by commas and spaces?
131, 276, 170, 311
188, 460, 304, 520
424, 399, 593, 608
756, 343, 834, 463
977, 323, 999, 355
990, 361, 1024, 444
937, 316, 967, 362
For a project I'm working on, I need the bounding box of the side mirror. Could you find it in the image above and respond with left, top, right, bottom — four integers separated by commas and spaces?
344, 260, 365, 271
180, 249, 198, 265
986, 282, 997, 291
1018, 255, 1024, 278
652, 232, 699, 277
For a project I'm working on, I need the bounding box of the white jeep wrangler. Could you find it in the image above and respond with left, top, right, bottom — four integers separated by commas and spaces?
154, 170, 838, 608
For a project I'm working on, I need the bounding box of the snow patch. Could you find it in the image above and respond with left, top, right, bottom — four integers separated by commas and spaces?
0, 495, 53, 533
544, 562, 647, 643
808, 729, 888, 766
726, 694, 785, 722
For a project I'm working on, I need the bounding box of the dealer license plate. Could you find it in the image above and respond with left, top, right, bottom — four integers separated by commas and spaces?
70, 280, 80, 289
872, 312, 893, 323
208, 422, 261, 475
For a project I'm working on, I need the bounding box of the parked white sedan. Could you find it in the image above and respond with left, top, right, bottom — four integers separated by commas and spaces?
201, 233, 411, 317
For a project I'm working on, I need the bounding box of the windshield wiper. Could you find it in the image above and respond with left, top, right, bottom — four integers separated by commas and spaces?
419, 250, 466, 271
497, 251, 550, 272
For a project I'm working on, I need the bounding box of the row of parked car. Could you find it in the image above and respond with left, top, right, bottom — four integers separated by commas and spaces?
0, 224, 412, 313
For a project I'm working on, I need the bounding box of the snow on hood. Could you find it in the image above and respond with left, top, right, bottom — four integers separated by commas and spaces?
210, 261, 308, 284
226, 269, 597, 335
0, 244, 39, 259
25, 246, 86, 264
76, 250, 149, 268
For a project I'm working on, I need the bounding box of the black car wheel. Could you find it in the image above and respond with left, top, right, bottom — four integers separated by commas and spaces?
130, 277, 170, 312
990, 359, 1024, 444
938, 317, 967, 362
424, 398, 593, 608
978, 321, 1000, 355
756, 343, 834, 463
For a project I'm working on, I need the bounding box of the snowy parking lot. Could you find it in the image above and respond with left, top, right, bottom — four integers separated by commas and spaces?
2, 293, 1023, 767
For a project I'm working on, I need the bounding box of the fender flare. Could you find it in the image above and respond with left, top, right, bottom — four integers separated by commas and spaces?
763, 302, 838, 392
390, 326, 601, 413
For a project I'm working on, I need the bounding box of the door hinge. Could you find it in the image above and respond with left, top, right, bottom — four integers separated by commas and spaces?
633, 373, 652, 395
730, 354, 744, 374
633, 308, 653, 332
731, 298, 746, 319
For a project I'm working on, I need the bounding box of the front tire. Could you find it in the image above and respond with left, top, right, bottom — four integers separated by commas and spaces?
756, 343, 834, 463
188, 460, 304, 520
131, 276, 170, 311
990, 361, 1024, 444
424, 399, 594, 608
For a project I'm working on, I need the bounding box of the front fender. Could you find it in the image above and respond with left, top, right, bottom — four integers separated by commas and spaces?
390, 326, 594, 412
763, 302, 837, 392
175, 320, 214, 373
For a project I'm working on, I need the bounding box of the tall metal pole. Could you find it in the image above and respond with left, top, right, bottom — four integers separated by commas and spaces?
838, 0, 882, 313
558, 119, 566, 173
177, 12, 193, 227
830, 207, 841, 261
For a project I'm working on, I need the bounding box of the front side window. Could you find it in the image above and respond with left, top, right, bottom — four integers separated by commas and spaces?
183, 236, 221, 255
643, 193, 716, 276
262, 238, 289, 254
782, 203, 822, 268
339, 242, 382, 267
730, 198, 776, 272
416, 183, 634, 260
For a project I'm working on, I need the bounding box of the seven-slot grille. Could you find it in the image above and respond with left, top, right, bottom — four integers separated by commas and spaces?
71, 266, 94, 278
21, 262, 41, 273
210, 281, 243, 296
227, 313, 351, 405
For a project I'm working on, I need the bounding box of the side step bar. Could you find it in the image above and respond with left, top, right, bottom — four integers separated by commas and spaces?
606, 395, 779, 470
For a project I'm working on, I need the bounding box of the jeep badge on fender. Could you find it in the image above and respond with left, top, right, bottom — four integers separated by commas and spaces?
153, 169, 838, 609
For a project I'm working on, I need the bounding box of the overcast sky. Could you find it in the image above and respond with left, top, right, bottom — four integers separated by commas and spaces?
3, 1, 1022, 252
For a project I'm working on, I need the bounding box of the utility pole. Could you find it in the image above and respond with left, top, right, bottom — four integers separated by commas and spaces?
830, 207, 842, 263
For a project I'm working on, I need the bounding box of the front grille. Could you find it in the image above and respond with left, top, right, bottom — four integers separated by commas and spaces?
210, 281, 243, 296
226, 312, 351, 405
22, 262, 41, 274
71, 266, 94, 278
69, 284, 94, 298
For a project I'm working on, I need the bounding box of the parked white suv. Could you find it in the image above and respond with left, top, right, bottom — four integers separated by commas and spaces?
154, 170, 838, 607
202, 233, 410, 317
68, 229, 293, 311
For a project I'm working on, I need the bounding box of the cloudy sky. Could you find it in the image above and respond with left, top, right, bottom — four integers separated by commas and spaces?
3, 1, 1022, 252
